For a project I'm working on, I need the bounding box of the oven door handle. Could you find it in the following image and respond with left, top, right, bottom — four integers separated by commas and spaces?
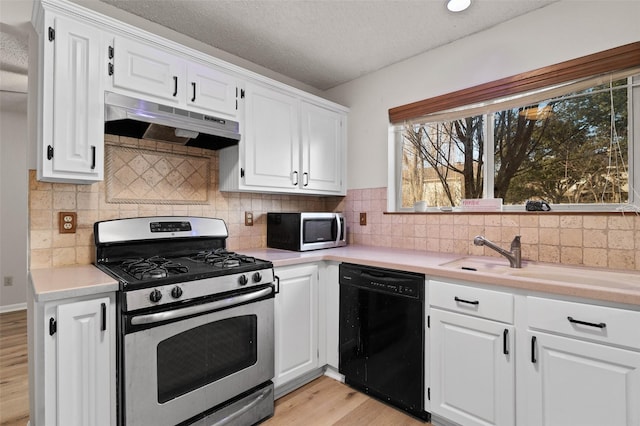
130, 286, 273, 325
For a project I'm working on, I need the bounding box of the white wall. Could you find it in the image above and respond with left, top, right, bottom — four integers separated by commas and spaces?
0, 93, 29, 311
324, 0, 640, 190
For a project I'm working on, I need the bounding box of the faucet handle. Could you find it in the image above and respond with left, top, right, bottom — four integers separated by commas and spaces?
511, 235, 521, 249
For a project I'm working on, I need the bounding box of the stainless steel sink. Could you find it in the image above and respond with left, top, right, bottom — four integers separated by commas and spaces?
441, 257, 640, 287
439, 257, 513, 274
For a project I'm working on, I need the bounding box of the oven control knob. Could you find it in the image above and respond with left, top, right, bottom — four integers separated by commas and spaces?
238, 274, 248, 286
171, 286, 183, 299
252, 272, 262, 283
149, 289, 162, 303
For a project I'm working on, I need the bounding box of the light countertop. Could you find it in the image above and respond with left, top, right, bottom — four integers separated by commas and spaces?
28, 245, 640, 307
240, 245, 640, 307
30, 264, 118, 302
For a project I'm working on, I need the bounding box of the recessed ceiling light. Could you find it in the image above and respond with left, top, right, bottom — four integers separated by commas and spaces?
447, 0, 471, 12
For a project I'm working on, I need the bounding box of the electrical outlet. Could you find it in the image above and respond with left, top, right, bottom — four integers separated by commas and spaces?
359, 212, 367, 226
244, 211, 254, 226
59, 212, 77, 234
3, 276, 13, 287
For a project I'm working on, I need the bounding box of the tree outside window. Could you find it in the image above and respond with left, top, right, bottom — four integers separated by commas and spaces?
401, 76, 631, 209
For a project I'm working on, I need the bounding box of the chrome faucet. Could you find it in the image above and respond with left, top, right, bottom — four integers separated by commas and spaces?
473, 235, 522, 268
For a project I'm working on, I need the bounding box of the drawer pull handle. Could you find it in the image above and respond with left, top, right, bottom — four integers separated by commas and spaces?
567, 316, 606, 329
531, 336, 537, 364
503, 329, 509, 355
101, 302, 106, 331
454, 296, 479, 305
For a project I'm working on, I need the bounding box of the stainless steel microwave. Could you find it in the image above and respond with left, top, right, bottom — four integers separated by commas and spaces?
266, 212, 346, 251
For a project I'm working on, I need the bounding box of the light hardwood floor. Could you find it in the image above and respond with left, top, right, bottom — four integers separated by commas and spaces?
0, 310, 29, 426
0, 310, 429, 426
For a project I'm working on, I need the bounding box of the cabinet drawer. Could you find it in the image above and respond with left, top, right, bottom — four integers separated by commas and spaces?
527, 296, 640, 349
430, 280, 514, 324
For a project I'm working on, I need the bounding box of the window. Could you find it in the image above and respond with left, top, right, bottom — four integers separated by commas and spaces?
389, 43, 640, 212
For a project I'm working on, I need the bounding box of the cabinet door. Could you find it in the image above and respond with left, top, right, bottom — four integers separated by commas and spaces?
526, 331, 640, 426
300, 101, 345, 193
431, 308, 515, 426
48, 297, 113, 426
243, 83, 299, 190
42, 14, 103, 181
274, 264, 318, 388
186, 62, 237, 117
112, 36, 185, 103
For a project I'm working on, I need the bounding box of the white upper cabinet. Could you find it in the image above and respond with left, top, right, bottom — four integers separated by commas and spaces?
35, 12, 104, 183
219, 82, 347, 196
186, 61, 237, 116
300, 101, 345, 193
110, 36, 185, 104
109, 36, 237, 118
243, 83, 300, 189
32, 0, 347, 189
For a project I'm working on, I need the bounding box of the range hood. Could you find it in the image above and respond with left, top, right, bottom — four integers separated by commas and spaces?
104, 91, 241, 150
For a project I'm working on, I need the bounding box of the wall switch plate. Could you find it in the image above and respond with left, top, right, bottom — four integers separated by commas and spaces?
59, 212, 77, 233
3, 276, 13, 287
359, 212, 367, 226
244, 211, 253, 226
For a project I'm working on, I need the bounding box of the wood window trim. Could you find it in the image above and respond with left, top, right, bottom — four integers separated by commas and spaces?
388, 41, 640, 124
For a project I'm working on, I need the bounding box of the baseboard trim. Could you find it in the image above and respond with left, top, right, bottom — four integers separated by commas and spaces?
0, 303, 27, 314
323, 366, 344, 383
274, 367, 325, 399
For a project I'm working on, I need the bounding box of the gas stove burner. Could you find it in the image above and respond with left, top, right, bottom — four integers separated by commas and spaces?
121, 256, 189, 281
191, 249, 256, 269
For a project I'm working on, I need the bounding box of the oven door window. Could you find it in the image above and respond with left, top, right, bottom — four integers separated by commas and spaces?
156, 315, 257, 403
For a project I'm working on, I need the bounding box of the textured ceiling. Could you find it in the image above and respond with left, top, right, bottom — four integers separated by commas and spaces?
0, 0, 558, 96
97, 0, 557, 90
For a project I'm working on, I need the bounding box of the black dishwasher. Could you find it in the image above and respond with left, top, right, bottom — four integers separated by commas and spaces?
339, 263, 429, 421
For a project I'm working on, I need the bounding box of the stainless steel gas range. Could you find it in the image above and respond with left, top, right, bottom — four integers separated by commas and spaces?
94, 216, 276, 426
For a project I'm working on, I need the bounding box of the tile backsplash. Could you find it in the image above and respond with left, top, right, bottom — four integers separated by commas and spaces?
28, 135, 343, 269
343, 188, 640, 272
28, 138, 640, 272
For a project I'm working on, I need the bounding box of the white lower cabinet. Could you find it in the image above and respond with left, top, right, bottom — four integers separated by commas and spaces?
430, 280, 515, 426
39, 294, 116, 426
273, 264, 319, 392
524, 297, 640, 426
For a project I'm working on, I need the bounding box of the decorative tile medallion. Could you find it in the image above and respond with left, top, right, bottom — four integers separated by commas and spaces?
105, 144, 210, 204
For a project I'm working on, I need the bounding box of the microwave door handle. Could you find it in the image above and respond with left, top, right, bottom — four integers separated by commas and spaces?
335, 214, 342, 245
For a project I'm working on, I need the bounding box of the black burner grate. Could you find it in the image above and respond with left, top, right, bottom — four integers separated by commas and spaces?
121, 256, 189, 280
190, 249, 256, 269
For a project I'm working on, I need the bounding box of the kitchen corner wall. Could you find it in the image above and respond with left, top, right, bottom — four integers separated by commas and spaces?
28, 135, 345, 269
344, 187, 640, 273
